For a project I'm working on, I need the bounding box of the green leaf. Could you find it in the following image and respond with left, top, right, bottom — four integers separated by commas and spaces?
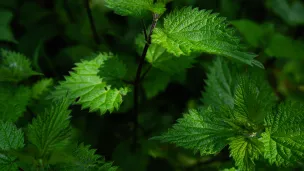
266, 0, 304, 26
32, 78, 54, 100
0, 9, 16, 43
260, 101, 304, 166
233, 73, 276, 123
152, 107, 237, 155
0, 49, 41, 83
265, 33, 304, 59
61, 143, 101, 171
229, 136, 263, 171
231, 20, 264, 48
0, 121, 24, 171
50, 53, 130, 114
201, 57, 235, 109
97, 162, 118, 171
232, 19, 304, 59
27, 99, 72, 157
221, 168, 237, 171
59, 143, 118, 171
98, 56, 127, 88
152, 7, 262, 67
0, 84, 31, 122
104, 0, 153, 17
150, 2, 166, 15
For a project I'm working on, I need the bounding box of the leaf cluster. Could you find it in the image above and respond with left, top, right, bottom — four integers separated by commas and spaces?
1, 0, 304, 171
0, 51, 117, 170
154, 57, 304, 170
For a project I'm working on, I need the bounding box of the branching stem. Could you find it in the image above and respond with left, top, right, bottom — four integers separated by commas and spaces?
133, 14, 159, 150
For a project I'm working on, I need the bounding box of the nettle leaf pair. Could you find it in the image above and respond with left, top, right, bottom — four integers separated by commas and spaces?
154, 58, 304, 170
0, 50, 117, 170
51, 0, 263, 116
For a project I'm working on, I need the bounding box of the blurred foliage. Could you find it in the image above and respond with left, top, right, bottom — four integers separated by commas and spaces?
0, 0, 304, 170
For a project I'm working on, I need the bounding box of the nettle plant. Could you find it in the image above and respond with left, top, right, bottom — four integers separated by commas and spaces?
0, 0, 304, 170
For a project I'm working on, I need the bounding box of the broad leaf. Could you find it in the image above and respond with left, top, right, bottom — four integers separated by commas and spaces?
233, 73, 276, 123
265, 33, 304, 59
229, 136, 263, 171
0, 84, 31, 122
0, 49, 41, 83
201, 57, 235, 109
152, 107, 237, 155
50, 53, 130, 114
104, 0, 154, 17
231, 20, 265, 48
98, 57, 127, 88
27, 99, 71, 157
260, 101, 304, 166
152, 7, 263, 67
0, 121, 24, 171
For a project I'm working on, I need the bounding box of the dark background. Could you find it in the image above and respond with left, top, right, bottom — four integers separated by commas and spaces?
1, 0, 304, 170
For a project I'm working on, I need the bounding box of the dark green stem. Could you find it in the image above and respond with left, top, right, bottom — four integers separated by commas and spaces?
133, 14, 159, 150
141, 19, 148, 41
140, 64, 152, 82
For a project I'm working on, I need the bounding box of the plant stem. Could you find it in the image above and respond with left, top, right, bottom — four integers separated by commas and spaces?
140, 64, 152, 82
133, 14, 159, 150
84, 0, 100, 45
141, 19, 148, 41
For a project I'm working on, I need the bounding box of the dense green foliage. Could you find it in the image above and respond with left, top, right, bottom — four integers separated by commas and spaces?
0, 0, 304, 170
